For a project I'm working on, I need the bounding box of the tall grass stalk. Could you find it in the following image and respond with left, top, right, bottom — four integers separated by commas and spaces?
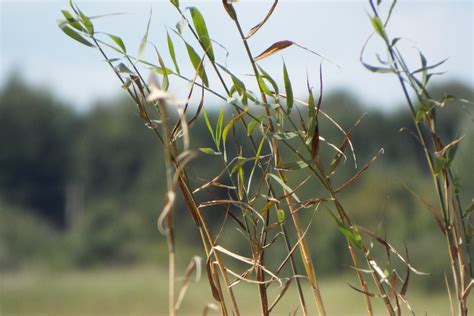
362, 1, 473, 315
58, 0, 472, 315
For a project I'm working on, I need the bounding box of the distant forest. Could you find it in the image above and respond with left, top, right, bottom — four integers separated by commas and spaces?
1, 75, 472, 288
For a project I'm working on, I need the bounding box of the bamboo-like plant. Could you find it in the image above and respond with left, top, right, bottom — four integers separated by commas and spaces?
58, 0, 472, 315
362, 1, 473, 315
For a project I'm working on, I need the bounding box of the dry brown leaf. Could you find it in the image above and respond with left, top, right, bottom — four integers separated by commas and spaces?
246, 0, 278, 39
255, 40, 294, 61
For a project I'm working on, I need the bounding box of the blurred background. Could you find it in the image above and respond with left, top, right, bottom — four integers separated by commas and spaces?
1, 0, 473, 315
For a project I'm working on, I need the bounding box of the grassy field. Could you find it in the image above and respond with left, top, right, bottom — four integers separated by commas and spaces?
0, 265, 458, 315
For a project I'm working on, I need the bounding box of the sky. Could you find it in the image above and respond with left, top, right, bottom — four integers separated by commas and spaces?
1, 0, 473, 111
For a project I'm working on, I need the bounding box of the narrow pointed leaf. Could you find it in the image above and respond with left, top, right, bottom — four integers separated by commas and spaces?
258, 66, 279, 94
246, 0, 278, 38
257, 76, 273, 96
185, 43, 209, 87
306, 87, 316, 142
189, 7, 214, 62
61, 10, 85, 32
215, 107, 225, 147
203, 108, 216, 144
247, 134, 266, 193
255, 40, 293, 61
222, 0, 237, 20
152, 66, 174, 76
107, 34, 126, 53
170, 0, 179, 8
268, 174, 300, 203
78, 10, 94, 35
59, 24, 94, 47
246, 115, 265, 136
167, 32, 180, 75
138, 9, 152, 58
283, 62, 293, 113
277, 209, 285, 222
155, 48, 169, 91
199, 148, 221, 155
217, 63, 254, 104
370, 16, 387, 41
223, 111, 248, 144
329, 211, 362, 250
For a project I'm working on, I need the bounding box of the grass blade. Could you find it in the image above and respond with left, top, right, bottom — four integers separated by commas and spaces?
283, 62, 293, 113
255, 40, 293, 61
189, 7, 215, 62
246, 0, 279, 39
58, 23, 94, 47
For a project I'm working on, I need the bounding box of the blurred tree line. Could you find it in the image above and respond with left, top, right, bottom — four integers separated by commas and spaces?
0, 75, 472, 289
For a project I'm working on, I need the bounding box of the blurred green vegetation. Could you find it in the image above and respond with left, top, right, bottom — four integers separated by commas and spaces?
1, 266, 460, 316
0, 75, 472, 292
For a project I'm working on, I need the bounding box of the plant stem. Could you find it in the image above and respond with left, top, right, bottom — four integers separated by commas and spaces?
228, 6, 327, 315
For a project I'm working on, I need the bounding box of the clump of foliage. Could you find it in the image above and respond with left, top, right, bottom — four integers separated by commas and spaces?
361, 1, 473, 314
58, 0, 472, 315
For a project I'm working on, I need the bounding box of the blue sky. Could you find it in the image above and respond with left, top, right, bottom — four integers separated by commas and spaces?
1, 0, 473, 111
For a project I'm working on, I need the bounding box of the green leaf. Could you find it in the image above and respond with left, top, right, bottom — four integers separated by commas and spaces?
230, 77, 245, 94
189, 7, 214, 62
215, 107, 225, 148
107, 34, 126, 53
59, 24, 94, 47
268, 174, 300, 203
257, 75, 273, 96
61, 10, 85, 32
283, 62, 293, 113
231, 157, 250, 175
170, 0, 179, 8
237, 157, 245, 201
247, 134, 266, 193
306, 88, 317, 142
277, 209, 285, 223
433, 156, 447, 176
138, 9, 152, 58
247, 115, 265, 136
223, 110, 247, 145
152, 66, 174, 76
307, 86, 315, 118
445, 140, 460, 164
69, 0, 79, 15
185, 43, 209, 87
370, 16, 387, 41
328, 211, 362, 250
415, 108, 426, 123
156, 50, 169, 91
167, 32, 180, 75
258, 66, 279, 95
217, 63, 255, 105
199, 148, 221, 155
78, 10, 94, 35
203, 108, 216, 144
